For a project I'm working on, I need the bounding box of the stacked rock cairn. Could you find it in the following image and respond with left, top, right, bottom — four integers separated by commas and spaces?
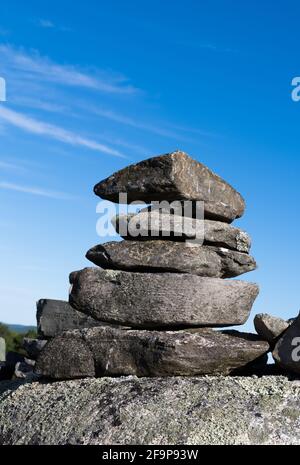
24, 150, 277, 381
1, 152, 299, 383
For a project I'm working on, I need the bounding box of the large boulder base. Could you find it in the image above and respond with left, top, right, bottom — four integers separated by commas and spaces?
69, 268, 259, 328
37, 299, 114, 338
94, 151, 245, 223
35, 326, 269, 379
273, 314, 300, 374
114, 212, 251, 252
86, 241, 256, 278
1, 376, 300, 445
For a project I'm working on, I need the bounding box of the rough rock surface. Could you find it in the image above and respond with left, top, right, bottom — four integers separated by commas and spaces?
37, 299, 111, 338
86, 241, 256, 278
113, 212, 251, 252
35, 326, 269, 379
0, 338, 5, 362
1, 376, 300, 445
23, 338, 48, 360
69, 268, 259, 328
94, 151, 245, 223
14, 359, 35, 380
254, 313, 289, 344
273, 314, 300, 374
36, 335, 95, 380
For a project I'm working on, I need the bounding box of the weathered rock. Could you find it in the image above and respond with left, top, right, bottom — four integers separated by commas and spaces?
139, 200, 206, 218
86, 241, 256, 278
14, 359, 35, 380
94, 151, 245, 223
113, 212, 251, 252
36, 334, 95, 380
273, 314, 300, 374
2, 375, 300, 445
36, 326, 269, 379
69, 268, 259, 328
0, 338, 5, 362
37, 299, 114, 338
254, 313, 289, 344
23, 338, 48, 360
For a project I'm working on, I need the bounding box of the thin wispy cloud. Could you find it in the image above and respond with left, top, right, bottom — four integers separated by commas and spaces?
177, 39, 237, 54
10, 96, 70, 114
38, 19, 55, 29
36, 18, 71, 32
0, 160, 28, 173
0, 107, 126, 158
89, 107, 208, 142
0, 181, 76, 200
0, 44, 140, 95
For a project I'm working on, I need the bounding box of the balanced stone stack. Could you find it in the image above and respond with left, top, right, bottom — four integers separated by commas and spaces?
35, 151, 270, 380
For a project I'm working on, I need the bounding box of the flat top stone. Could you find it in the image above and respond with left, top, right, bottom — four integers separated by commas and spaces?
1, 376, 300, 445
94, 151, 245, 223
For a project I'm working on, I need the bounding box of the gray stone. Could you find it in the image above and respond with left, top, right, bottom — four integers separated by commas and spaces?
36, 326, 269, 379
14, 359, 36, 380
94, 151, 245, 223
0, 338, 5, 362
69, 268, 259, 328
2, 376, 300, 445
139, 200, 206, 218
254, 313, 289, 344
86, 241, 256, 278
273, 313, 300, 374
35, 335, 95, 380
23, 338, 48, 360
37, 299, 114, 338
113, 212, 251, 252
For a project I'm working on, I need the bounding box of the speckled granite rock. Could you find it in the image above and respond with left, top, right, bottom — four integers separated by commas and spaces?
113, 212, 251, 252
35, 326, 269, 379
86, 241, 256, 278
94, 151, 245, 223
1, 376, 300, 445
69, 268, 259, 328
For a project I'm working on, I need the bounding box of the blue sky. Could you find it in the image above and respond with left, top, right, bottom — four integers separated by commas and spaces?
0, 0, 299, 329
